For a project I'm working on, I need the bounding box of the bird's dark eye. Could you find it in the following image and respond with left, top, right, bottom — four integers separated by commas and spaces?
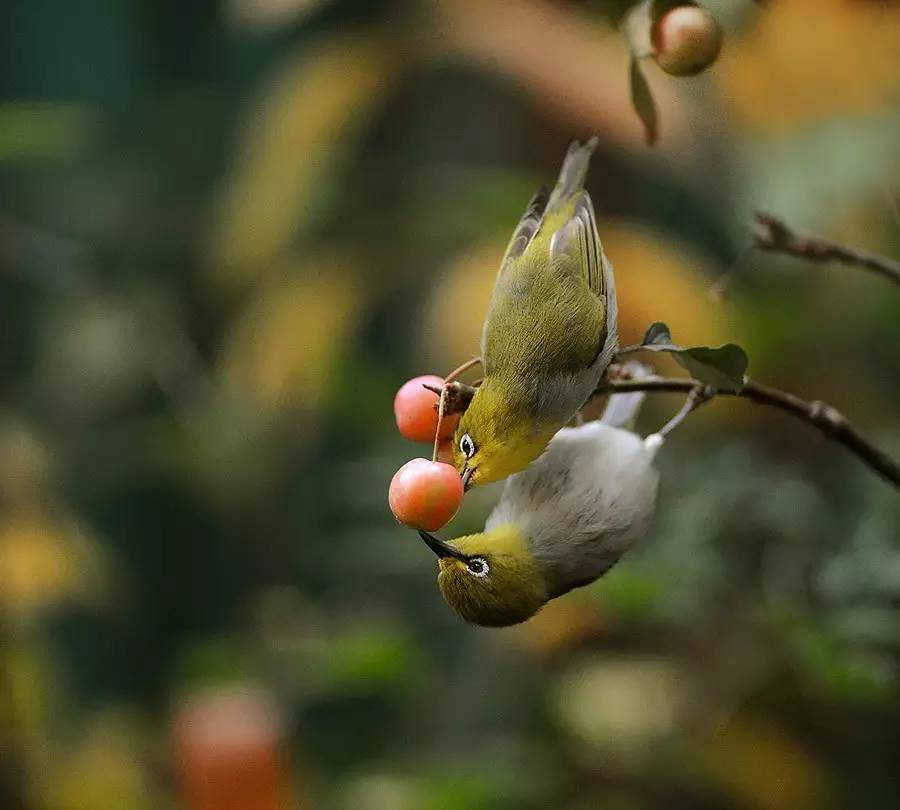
459, 433, 476, 459
466, 557, 489, 578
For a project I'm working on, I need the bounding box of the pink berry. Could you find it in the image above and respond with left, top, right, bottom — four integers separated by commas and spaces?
652, 5, 722, 77
393, 375, 460, 443
389, 458, 464, 531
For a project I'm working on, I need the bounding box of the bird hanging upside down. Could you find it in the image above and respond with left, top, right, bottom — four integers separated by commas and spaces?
424, 388, 662, 627
452, 138, 619, 490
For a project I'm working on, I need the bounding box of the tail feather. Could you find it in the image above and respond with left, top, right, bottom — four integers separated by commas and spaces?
643, 433, 664, 459
547, 137, 599, 211
600, 362, 651, 429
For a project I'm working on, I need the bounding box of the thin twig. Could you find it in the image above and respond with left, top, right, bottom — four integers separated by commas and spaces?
654, 384, 714, 439
444, 356, 482, 383
595, 376, 900, 489
753, 211, 900, 289
614, 344, 644, 358
423, 380, 476, 414
708, 237, 755, 302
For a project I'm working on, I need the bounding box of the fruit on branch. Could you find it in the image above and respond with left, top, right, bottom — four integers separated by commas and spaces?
652, 4, 722, 77
389, 458, 464, 531
393, 375, 459, 442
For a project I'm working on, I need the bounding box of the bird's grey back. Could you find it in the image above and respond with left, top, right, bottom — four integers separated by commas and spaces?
485, 421, 658, 597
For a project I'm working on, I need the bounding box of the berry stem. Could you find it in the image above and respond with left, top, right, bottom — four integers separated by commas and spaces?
432, 384, 448, 463
444, 356, 482, 384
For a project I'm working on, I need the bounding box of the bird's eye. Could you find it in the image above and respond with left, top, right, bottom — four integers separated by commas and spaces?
459, 433, 476, 459
466, 557, 489, 578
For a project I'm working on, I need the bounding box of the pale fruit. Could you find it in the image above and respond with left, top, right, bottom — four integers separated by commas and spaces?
652, 5, 722, 77
389, 458, 464, 531
394, 375, 459, 443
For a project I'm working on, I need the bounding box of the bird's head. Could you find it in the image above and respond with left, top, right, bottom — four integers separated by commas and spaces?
452, 382, 555, 489
419, 525, 549, 627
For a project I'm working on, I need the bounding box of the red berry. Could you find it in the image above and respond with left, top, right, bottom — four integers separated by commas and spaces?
389, 458, 464, 531
394, 375, 460, 443
652, 5, 722, 77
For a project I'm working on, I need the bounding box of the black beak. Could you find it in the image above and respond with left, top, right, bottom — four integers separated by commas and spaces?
418, 530, 467, 560
461, 466, 474, 491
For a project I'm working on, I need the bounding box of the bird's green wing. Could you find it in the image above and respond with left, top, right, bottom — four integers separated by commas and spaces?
544, 189, 618, 367
541, 137, 607, 299
495, 139, 602, 291
496, 184, 549, 274
484, 139, 618, 369
540, 139, 618, 365
545, 191, 609, 299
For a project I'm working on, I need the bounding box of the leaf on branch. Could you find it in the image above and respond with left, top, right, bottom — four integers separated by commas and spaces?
640, 321, 673, 346
622, 0, 693, 146
634, 320, 749, 392
672, 344, 748, 392
629, 57, 658, 146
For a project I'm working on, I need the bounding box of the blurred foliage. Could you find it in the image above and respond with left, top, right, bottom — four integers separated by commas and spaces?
0, 1, 899, 809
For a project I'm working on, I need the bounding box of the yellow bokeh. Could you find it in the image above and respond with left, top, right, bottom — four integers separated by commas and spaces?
206, 31, 399, 289
700, 715, 826, 810
602, 220, 732, 348
718, 0, 900, 133
220, 254, 363, 412
423, 221, 733, 371
553, 655, 684, 767
0, 510, 104, 618
421, 239, 502, 370
511, 594, 609, 658
42, 711, 154, 810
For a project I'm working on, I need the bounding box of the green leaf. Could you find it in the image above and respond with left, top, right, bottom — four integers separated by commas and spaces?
633, 321, 749, 392
323, 631, 418, 693
640, 321, 673, 346
672, 344, 749, 392
629, 57, 658, 146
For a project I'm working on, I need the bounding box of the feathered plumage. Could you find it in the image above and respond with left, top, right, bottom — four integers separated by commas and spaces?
426, 386, 662, 627
453, 139, 620, 488
486, 420, 660, 598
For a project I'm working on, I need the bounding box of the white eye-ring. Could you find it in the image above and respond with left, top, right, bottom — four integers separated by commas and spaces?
466, 557, 489, 578
459, 433, 476, 459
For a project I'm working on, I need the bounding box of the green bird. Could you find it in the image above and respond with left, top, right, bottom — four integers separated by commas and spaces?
423, 389, 661, 627
453, 137, 618, 489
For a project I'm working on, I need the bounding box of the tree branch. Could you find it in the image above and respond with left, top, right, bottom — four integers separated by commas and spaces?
595, 376, 900, 489
431, 376, 900, 489
753, 211, 900, 289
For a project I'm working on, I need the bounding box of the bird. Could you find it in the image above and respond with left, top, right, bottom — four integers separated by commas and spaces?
423, 387, 661, 627
452, 137, 618, 489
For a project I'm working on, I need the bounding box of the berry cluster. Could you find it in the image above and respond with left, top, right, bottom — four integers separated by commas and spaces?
389, 375, 465, 531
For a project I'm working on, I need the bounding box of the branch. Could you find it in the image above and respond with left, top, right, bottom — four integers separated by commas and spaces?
753, 211, 900, 289
422, 380, 476, 414
432, 376, 900, 489
595, 376, 900, 489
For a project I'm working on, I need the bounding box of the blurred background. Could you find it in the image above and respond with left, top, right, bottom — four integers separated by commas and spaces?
1, 0, 899, 808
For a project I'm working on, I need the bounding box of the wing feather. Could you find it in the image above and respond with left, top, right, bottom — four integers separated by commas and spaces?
497, 185, 548, 273
547, 191, 618, 366
484, 139, 619, 370
548, 193, 605, 298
